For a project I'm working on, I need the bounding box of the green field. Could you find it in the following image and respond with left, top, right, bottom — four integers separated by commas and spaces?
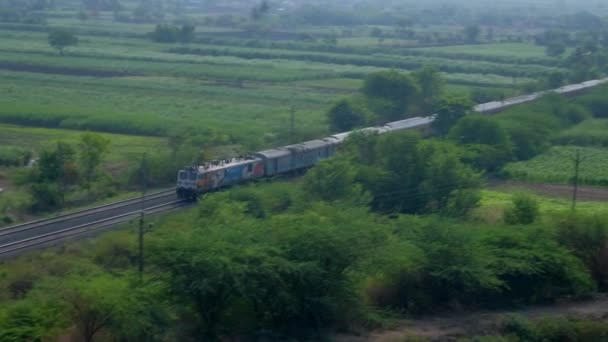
416, 43, 561, 59
503, 146, 608, 186
0, 123, 168, 164
0, 20, 557, 144
475, 189, 608, 223
556, 119, 608, 147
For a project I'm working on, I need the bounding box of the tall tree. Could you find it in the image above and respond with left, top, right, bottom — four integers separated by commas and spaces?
327, 99, 367, 133
463, 25, 480, 43
27, 142, 77, 210
546, 42, 567, 57
413, 66, 444, 112
363, 70, 420, 121
431, 95, 472, 136
48, 29, 78, 55
78, 133, 110, 195
55, 142, 78, 207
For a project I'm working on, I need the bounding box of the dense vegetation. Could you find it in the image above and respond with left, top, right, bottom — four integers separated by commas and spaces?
1, 0, 608, 340
1, 152, 607, 339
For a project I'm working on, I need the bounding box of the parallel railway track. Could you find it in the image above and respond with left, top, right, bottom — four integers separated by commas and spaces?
0, 189, 190, 258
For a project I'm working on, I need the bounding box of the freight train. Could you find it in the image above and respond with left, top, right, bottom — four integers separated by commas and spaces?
176, 78, 608, 200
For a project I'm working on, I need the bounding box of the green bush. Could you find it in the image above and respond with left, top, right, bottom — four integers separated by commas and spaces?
556, 119, 608, 147
501, 316, 608, 341
504, 192, 539, 225
555, 213, 608, 290
0, 147, 32, 167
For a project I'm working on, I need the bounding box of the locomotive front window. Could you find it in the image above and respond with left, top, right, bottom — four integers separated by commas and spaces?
189, 172, 197, 181
179, 171, 187, 180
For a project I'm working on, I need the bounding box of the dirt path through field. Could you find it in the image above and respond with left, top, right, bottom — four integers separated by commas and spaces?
490, 180, 608, 201
335, 294, 608, 341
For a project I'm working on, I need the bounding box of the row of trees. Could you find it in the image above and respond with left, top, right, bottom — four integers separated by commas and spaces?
149, 23, 196, 43
306, 132, 481, 216
1, 179, 606, 340
327, 68, 445, 132
14, 133, 111, 211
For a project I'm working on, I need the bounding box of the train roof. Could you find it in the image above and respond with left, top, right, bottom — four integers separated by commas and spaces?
384, 117, 433, 130
197, 156, 260, 172
286, 139, 334, 152
255, 148, 291, 159
329, 131, 352, 142
556, 79, 604, 94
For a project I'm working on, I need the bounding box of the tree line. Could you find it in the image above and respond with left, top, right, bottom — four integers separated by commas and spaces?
1, 164, 606, 340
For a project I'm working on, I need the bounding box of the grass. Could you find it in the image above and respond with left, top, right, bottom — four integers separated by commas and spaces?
0, 123, 168, 164
502, 146, 608, 186
475, 189, 608, 224
416, 42, 563, 59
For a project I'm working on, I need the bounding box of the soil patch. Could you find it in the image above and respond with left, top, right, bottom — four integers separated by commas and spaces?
336, 294, 608, 341
0, 62, 137, 77
489, 180, 608, 202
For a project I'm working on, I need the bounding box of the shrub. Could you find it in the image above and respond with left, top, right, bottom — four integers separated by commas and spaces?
327, 98, 368, 133
580, 93, 608, 118
0, 147, 32, 167
555, 213, 608, 290
504, 192, 539, 225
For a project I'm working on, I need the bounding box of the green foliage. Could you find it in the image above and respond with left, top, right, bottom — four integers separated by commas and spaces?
338, 133, 481, 216
0, 147, 32, 167
579, 92, 608, 118
413, 222, 503, 308
362, 70, 420, 121
504, 192, 540, 225
483, 227, 594, 303
464, 25, 481, 43
23, 141, 78, 210
78, 132, 110, 194
432, 94, 473, 136
302, 158, 370, 205
556, 213, 608, 290
450, 115, 514, 171
150, 24, 196, 43
501, 316, 608, 341
47, 29, 78, 55
327, 98, 368, 133
495, 94, 592, 162
557, 119, 608, 147
545, 42, 567, 57
152, 205, 368, 339
412, 66, 445, 111
0, 298, 66, 341
503, 146, 608, 186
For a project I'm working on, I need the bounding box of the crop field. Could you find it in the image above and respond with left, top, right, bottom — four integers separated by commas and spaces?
474, 189, 608, 223
416, 43, 560, 59
502, 146, 608, 186
0, 16, 563, 145
556, 119, 608, 147
0, 124, 168, 164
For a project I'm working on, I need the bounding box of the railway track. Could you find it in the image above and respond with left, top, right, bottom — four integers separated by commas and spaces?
0, 189, 190, 258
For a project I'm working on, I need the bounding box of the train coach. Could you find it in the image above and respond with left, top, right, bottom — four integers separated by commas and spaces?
177, 77, 608, 199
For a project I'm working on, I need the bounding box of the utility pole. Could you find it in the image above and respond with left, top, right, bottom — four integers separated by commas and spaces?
138, 153, 147, 279
571, 149, 581, 211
